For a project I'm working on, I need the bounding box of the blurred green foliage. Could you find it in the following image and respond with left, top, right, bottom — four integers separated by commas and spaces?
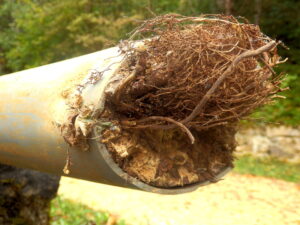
234, 155, 300, 183
50, 196, 126, 225
0, 0, 146, 72
0, 0, 299, 125
251, 64, 300, 126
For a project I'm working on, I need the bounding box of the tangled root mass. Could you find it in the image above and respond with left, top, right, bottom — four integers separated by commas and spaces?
102, 14, 286, 188
113, 14, 285, 129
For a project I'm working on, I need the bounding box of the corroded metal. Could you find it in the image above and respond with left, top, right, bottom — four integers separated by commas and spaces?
0, 47, 232, 194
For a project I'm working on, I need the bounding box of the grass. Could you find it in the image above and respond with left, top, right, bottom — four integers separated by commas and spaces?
49, 155, 299, 224
233, 155, 300, 183
249, 64, 300, 126
50, 196, 126, 225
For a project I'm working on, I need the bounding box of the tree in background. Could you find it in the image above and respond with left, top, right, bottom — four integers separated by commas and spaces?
0, 0, 299, 126
1, 0, 299, 71
0, 0, 145, 73
224, 0, 232, 15
0, 1, 299, 224
254, 0, 261, 24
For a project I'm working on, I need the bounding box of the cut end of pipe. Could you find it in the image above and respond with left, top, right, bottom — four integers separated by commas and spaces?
60, 14, 287, 193
97, 122, 236, 189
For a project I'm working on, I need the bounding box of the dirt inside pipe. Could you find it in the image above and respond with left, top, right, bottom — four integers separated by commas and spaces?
100, 123, 236, 187
68, 14, 287, 188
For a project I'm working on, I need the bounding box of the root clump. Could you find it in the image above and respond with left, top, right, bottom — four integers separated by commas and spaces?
101, 14, 286, 188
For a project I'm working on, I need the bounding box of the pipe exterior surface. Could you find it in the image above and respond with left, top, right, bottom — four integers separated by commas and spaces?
0, 47, 136, 189
0, 47, 232, 194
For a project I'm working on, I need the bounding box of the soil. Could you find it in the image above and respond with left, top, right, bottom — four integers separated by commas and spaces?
59, 173, 300, 225
99, 14, 284, 189
101, 124, 237, 188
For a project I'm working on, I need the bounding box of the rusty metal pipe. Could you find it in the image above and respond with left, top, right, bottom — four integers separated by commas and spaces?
0, 47, 232, 194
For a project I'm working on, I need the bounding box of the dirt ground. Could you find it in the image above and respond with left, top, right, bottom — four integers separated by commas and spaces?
58, 173, 300, 225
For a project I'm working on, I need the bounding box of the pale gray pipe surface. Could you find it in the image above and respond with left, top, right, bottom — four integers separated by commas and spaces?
0, 48, 133, 186
0, 47, 232, 194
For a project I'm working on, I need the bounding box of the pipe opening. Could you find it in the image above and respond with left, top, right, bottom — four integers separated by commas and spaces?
99, 123, 236, 188
61, 14, 286, 192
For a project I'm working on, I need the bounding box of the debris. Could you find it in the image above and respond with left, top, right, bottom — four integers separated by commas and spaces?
102, 14, 286, 187
62, 14, 287, 188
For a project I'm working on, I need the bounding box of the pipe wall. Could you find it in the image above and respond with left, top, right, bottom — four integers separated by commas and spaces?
0, 47, 232, 194
0, 48, 136, 187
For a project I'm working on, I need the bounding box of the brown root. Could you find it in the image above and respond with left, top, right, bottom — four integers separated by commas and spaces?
101, 14, 287, 188
111, 14, 284, 129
